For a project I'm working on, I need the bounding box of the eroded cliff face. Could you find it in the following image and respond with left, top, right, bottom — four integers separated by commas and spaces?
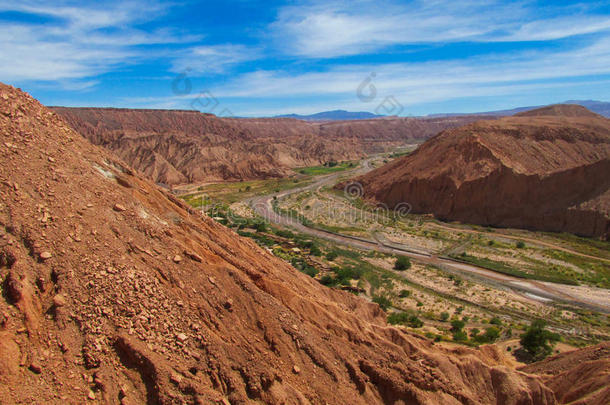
353, 107, 610, 238
51, 107, 481, 185
0, 83, 576, 404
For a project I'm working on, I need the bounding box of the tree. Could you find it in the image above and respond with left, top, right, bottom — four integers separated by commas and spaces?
451, 319, 465, 332
520, 320, 560, 361
394, 256, 411, 271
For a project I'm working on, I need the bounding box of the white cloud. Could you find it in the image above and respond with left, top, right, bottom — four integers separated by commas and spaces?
171, 44, 260, 74
0, 1, 198, 85
206, 36, 610, 104
120, 35, 610, 115
271, 0, 610, 58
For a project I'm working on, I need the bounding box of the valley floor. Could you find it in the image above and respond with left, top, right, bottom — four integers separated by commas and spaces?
179, 151, 610, 357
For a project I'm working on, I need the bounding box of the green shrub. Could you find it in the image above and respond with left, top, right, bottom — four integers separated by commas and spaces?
452, 330, 468, 342
325, 251, 338, 261
490, 317, 502, 326
440, 312, 450, 322
373, 295, 392, 311
319, 275, 336, 286
520, 320, 560, 361
516, 241, 526, 249
398, 289, 411, 298
309, 244, 322, 256
302, 266, 318, 278
387, 312, 423, 328
451, 319, 465, 332
394, 256, 412, 271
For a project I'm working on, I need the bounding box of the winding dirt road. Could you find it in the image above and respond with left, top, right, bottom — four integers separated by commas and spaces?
249, 161, 610, 314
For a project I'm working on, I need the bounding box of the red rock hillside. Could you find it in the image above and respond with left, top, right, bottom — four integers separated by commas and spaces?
352, 105, 610, 238
1, 84, 606, 404
52, 107, 481, 185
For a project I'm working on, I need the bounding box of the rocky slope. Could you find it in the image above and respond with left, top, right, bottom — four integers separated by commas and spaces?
351, 105, 610, 238
520, 342, 610, 405
1, 84, 600, 404
52, 107, 480, 186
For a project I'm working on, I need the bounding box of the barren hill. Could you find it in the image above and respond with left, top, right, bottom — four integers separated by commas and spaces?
351, 105, 610, 238
2, 84, 601, 404
515, 104, 603, 118
52, 107, 481, 185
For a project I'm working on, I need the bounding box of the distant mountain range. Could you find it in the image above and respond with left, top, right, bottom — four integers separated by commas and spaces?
275, 101, 610, 121
274, 110, 384, 121
427, 100, 610, 118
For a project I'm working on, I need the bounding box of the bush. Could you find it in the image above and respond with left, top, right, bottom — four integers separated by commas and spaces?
319, 275, 336, 286
440, 312, 450, 322
398, 289, 411, 298
325, 251, 338, 261
275, 229, 295, 239
335, 266, 363, 281
302, 266, 318, 278
387, 312, 423, 328
452, 330, 468, 342
451, 319, 465, 332
394, 256, 411, 271
309, 244, 322, 256
474, 327, 500, 344
373, 295, 392, 311
520, 320, 560, 361
490, 317, 502, 326
516, 241, 526, 249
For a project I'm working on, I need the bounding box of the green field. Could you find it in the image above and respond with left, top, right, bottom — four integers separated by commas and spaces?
296, 161, 356, 176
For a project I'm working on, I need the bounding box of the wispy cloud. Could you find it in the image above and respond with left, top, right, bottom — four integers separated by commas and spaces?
120, 35, 610, 114
171, 44, 260, 74
0, 0, 198, 85
271, 0, 610, 58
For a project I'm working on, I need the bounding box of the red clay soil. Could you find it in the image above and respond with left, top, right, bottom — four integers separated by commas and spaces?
51, 107, 480, 186
351, 105, 610, 238
520, 342, 610, 405
1, 84, 606, 404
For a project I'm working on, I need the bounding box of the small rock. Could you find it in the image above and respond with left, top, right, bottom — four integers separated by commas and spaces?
53, 294, 67, 307
113, 203, 126, 212
224, 299, 233, 311
87, 390, 96, 400
184, 250, 203, 263
208, 276, 217, 286
173, 255, 182, 263
29, 362, 42, 374
170, 372, 183, 385
39, 251, 52, 260
176, 333, 188, 342
292, 365, 301, 374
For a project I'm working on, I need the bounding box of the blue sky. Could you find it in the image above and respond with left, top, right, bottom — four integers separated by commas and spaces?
2, 0, 610, 116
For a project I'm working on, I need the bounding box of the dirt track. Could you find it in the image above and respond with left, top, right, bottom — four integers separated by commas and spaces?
249, 160, 610, 314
